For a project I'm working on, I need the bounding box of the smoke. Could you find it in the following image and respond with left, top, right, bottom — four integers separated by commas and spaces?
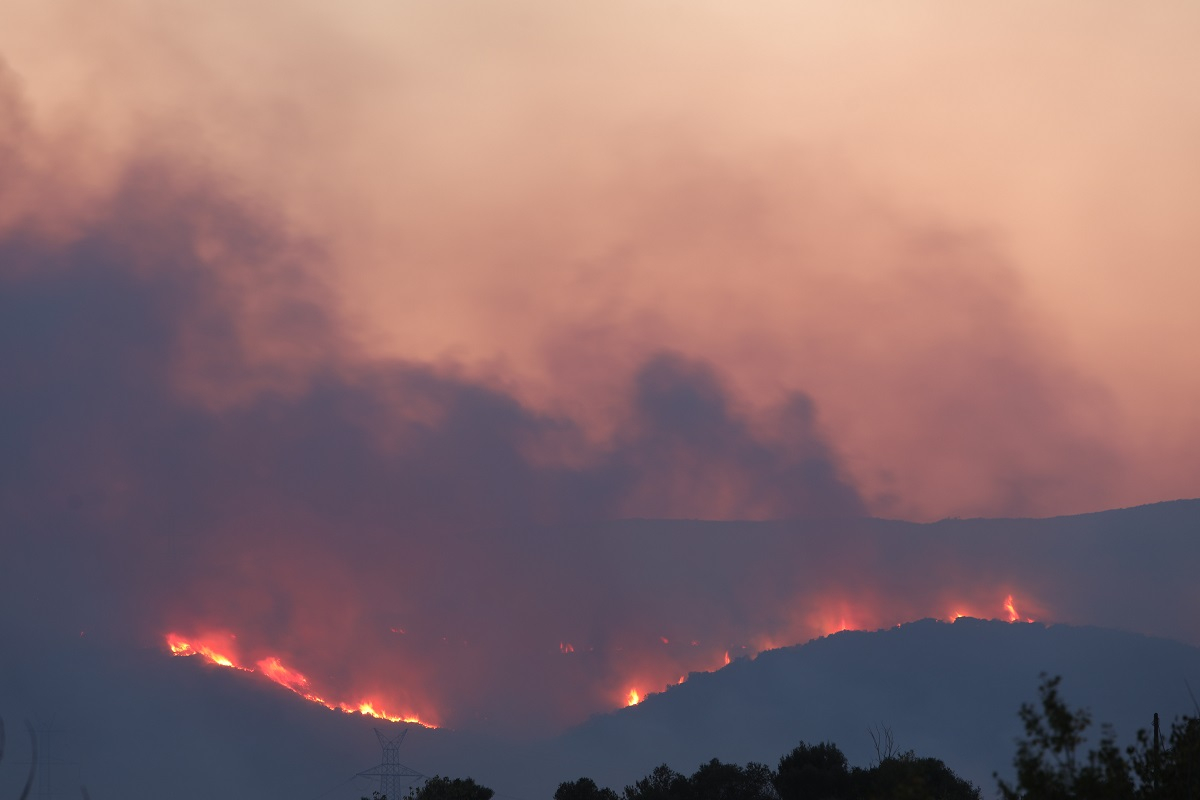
1, 2, 1197, 736
0, 89, 868, 731
2, 2, 1174, 520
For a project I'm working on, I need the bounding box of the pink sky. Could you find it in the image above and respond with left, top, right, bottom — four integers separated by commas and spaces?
3, 0, 1198, 521
5, 1, 1200, 737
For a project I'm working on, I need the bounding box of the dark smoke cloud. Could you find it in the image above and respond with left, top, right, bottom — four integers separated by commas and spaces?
615, 356, 862, 519
0, 124, 864, 731
0, 58, 1178, 738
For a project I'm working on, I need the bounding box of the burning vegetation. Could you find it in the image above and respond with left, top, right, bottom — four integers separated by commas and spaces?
164, 633, 434, 727
166, 593, 1038, 725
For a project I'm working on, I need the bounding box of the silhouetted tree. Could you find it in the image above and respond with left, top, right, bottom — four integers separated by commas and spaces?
407, 776, 495, 800
621, 738, 981, 800
774, 742, 852, 800
557, 777, 619, 800
856, 752, 980, 800
866, 725, 897, 765
1129, 715, 1200, 800
688, 758, 777, 800
992, 673, 1200, 800
624, 764, 690, 800
998, 674, 1096, 799
1020, 674, 1142, 799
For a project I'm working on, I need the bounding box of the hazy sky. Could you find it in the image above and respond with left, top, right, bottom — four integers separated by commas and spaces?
2, 1, 1198, 735
5, 0, 1198, 520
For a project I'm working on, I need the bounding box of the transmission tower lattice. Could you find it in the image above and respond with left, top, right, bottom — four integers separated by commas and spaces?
358, 728, 425, 800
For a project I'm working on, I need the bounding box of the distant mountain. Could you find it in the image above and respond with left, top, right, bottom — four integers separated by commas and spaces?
5, 499, 1200, 799
585, 498, 1200, 651
6, 617, 1199, 800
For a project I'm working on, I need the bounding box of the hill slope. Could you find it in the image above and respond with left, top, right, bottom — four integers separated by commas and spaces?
4, 499, 1200, 798
542, 618, 1200, 797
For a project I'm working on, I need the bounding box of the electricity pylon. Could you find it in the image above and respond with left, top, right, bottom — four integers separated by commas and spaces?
358, 728, 425, 800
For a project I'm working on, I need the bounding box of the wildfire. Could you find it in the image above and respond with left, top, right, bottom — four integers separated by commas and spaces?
168, 590, 1043, 727
166, 634, 436, 728
608, 592, 1043, 717
1003, 594, 1035, 623
350, 700, 424, 725
256, 656, 311, 691
165, 633, 249, 671
937, 594, 1040, 626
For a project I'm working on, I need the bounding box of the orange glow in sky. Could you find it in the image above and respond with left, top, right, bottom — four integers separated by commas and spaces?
2, 0, 1194, 739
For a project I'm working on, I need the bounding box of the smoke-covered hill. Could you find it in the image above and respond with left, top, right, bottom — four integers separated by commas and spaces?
4, 500, 1200, 798
5, 618, 1200, 799
541, 618, 1200, 798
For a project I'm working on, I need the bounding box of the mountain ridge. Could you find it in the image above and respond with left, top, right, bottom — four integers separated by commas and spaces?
544, 617, 1200, 798
5, 499, 1200, 798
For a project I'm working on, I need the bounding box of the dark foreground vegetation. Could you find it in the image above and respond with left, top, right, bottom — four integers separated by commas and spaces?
364, 675, 1200, 800
381, 744, 979, 800
560, 742, 979, 800
996, 675, 1200, 799
6, 674, 1197, 798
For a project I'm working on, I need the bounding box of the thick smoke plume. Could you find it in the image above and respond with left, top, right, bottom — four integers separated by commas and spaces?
2, 1, 1198, 735
1, 93, 868, 729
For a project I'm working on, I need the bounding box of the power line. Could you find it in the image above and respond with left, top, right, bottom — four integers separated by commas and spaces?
357, 728, 425, 800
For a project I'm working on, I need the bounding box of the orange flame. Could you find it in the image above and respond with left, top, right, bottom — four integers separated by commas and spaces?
601, 592, 1046, 720
608, 592, 1043, 715
350, 700, 424, 725
1003, 594, 1019, 622
169, 590, 1044, 726
166, 634, 436, 727
1003, 594, 1035, 623
166, 633, 249, 671
256, 656, 312, 692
